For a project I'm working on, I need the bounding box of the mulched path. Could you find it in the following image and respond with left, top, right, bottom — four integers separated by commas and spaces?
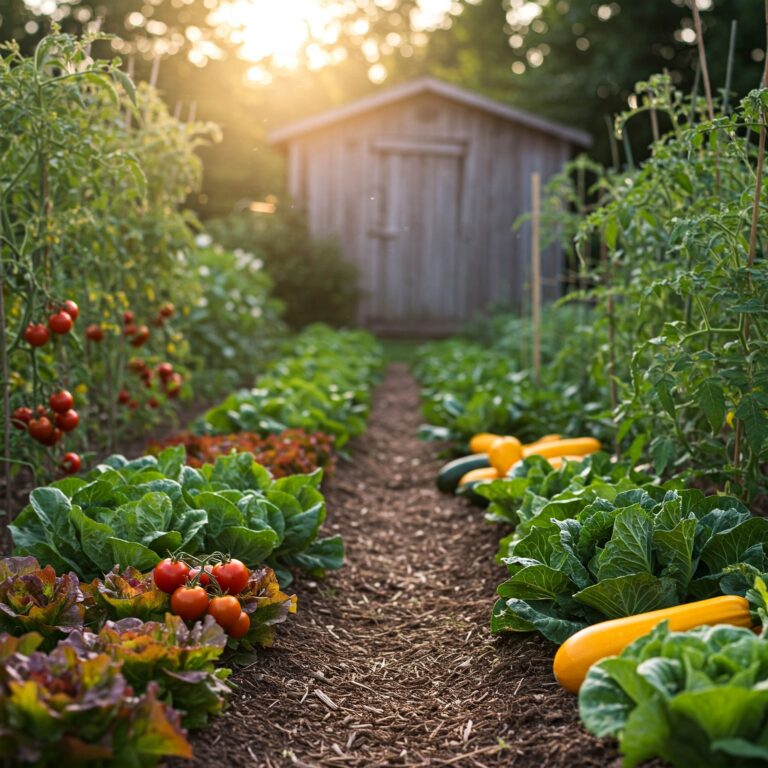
182, 364, 627, 767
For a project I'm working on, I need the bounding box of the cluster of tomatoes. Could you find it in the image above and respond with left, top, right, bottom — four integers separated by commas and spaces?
23, 299, 80, 348
153, 556, 252, 639
118, 358, 183, 411
11, 389, 81, 473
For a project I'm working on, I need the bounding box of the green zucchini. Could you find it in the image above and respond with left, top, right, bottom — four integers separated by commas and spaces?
436, 453, 490, 493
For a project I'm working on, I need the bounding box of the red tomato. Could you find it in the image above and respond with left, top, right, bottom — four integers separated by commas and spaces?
157, 362, 173, 380
147, 396, 160, 409
211, 559, 250, 595
60, 452, 81, 474
117, 389, 131, 405
207, 595, 242, 630
28, 417, 54, 444
49, 390, 74, 414
228, 611, 251, 639
130, 325, 150, 347
61, 300, 79, 321
11, 407, 33, 430
153, 558, 190, 593
123, 310, 135, 325
171, 585, 209, 621
159, 302, 175, 318
123, 323, 138, 337
48, 311, 73, 335
189, 564, 213, 586
55, 409, 79, 432
128, 358, 146, 373
42, 428, 63, 447
128, 399, 139, 410
85, 324, 104, 342
165, 373, 183, 398
24, 323, 49, 347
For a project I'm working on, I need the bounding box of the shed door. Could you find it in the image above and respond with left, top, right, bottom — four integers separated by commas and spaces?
366, 139, 466, 333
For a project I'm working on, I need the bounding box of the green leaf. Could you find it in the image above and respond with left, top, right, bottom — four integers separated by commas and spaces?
573, 573, 678, 619
207, 526, 279, 566
651, 436, 675, 475
496, 564, 573, 600
697, 379, 726, 433
735, 394, 768, 454
108, 537, 162, 572
699, 517, 768, 573
597, 506, 654, 579
69, 505, 116, 575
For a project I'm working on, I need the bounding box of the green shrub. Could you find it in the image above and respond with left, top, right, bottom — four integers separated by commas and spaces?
206, 208, 360, 329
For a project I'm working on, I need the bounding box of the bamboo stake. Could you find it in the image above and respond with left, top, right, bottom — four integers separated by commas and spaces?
149, 55, 161, 88
690, 1, 715, 122
604, 114, 620, 171
691, 0, 721, 187
723, 19, 737, 113
531, 172, 542, 385
733, 1, 768, 472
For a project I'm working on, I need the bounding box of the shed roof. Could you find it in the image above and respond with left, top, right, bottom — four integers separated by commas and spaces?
269, 76, 592, 148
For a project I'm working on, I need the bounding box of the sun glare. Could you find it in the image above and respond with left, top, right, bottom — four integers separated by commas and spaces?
210, 0, 341, 69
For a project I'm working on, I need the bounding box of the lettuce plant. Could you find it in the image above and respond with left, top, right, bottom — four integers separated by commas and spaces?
85, 566, 169, 623
63, 615, 231, 729
0, 642, 192, 766
0, 557, 85, 646
492, 487, 768, 643
237, 566, 298, 649
580, 621, 768, 768
11, 446, 342, 586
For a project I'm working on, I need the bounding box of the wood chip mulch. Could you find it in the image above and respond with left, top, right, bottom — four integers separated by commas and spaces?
179, 364, 629, 768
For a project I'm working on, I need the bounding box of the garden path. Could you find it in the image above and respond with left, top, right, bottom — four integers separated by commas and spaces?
183, 365, 624, 768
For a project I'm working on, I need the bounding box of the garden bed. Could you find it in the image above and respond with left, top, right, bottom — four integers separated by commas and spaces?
181, 365, 627, 767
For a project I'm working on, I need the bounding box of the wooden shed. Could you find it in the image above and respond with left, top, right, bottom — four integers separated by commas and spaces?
269, 77, 591, 335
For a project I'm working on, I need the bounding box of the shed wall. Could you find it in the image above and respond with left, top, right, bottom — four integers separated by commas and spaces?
286, 93, 572, 334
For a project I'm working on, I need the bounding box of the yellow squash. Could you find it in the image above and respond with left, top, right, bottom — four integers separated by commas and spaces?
523, 437, 601, 459
524, 433, 562, 447
489, 436, 524, 475
458, 466, 500, 486
553, 595, 753, 694
469, 433, 501, 454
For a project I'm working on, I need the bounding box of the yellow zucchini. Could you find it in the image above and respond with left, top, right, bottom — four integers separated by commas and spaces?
458, 466, 500, 486
524, 433, 563, 447
489, 436, 524, 474
469, 433, 501, 454
523, 437, 601, 459
553, 595, 753, 694
546, 455, 586, 470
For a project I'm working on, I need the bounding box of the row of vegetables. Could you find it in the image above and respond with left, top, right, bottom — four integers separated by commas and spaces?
428, 420, 768, 766
0, 327, 383, 766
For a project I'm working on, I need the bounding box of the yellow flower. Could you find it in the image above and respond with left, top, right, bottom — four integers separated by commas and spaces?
726, 411, 735, 428
75, 383, 88, 396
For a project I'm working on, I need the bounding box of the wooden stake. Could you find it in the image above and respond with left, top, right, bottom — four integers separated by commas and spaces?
690, 1, 715, 122
531, 172, 542, 386
734, 0, 768, 472
604, 114, 620, 171
723, 19, 738, 113
149, 55, 161, 89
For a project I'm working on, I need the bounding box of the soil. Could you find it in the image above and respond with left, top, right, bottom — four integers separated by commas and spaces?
180, 365, 630, 768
